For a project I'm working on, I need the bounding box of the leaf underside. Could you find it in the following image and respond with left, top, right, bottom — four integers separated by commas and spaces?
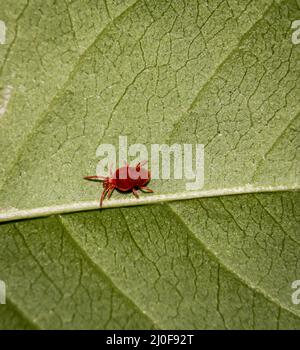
0, 0, 299, 329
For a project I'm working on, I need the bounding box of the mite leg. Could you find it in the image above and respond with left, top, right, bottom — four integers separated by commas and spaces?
100, 188, 109, 207
100, 186, 115, 207
132, 188, 139, 199
84, 175, 107, 181
140, 186, 154, 193
107, 186, 115, 199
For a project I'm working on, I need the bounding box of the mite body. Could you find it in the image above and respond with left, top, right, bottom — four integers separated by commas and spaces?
84, 162, 153, 207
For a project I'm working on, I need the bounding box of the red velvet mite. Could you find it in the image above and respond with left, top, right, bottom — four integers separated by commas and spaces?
84, 162, 153, 207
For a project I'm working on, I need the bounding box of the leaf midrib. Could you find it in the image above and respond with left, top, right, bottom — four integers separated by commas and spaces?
7, 192, 300, 329
1, 185, 299, 223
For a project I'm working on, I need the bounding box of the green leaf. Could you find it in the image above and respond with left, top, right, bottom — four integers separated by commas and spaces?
0, 192, 300, 329
0, 0, 299, 218
0, 0, 299, 329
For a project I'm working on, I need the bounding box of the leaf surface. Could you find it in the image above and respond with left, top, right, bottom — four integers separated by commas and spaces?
0, 0, 299, 217
0, 0, 299, 329
0, 192, 300, 329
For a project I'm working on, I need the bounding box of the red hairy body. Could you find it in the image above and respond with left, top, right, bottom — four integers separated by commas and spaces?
112, 165, 150, 191
84, 162, 153, 207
